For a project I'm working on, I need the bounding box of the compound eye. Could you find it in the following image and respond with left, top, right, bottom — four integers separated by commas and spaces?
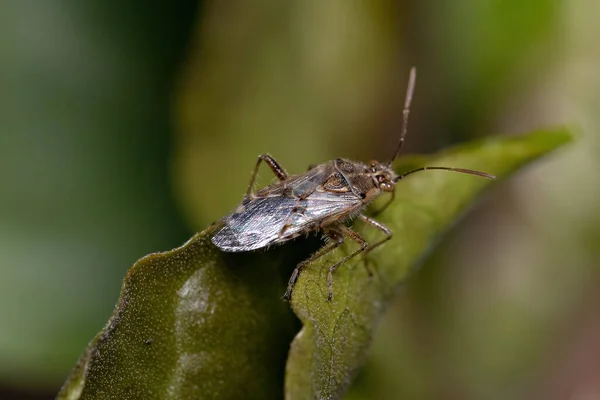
381, 182, 393, 192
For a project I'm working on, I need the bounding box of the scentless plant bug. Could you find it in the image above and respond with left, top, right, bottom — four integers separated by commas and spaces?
211, 67, 495, 301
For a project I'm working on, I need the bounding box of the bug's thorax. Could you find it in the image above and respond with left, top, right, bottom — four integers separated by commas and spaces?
330, 158, 397, 204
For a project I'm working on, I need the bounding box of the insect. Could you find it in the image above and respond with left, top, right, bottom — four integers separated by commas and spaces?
211, 67, 495, 301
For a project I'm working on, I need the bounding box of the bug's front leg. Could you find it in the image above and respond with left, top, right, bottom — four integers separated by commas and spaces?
326, 225, 368, 300
246, 154, 288, 197
283, 230, 344, 302
370, 191, 395, 217
357, 214, 393, 253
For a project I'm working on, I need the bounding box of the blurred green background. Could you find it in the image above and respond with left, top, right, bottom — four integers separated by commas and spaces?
0, 1, 596, 399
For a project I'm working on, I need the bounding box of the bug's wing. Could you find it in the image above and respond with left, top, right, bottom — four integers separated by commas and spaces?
211, 191, 363, 252
288, 167, 331, 197
257, 163, 335, 198
211, 197, 298, 252
283, 191, 362, 235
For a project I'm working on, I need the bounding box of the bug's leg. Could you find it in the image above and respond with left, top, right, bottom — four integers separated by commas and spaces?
283, 230, 344, 302
357, 214, 393, 253
370, 191, 395, 217
326, 225, 368, 300
353, 214, 393, 279
246, 154, 288, 197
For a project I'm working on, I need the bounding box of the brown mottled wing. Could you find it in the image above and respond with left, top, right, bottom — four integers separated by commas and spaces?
211, 191, 362, 252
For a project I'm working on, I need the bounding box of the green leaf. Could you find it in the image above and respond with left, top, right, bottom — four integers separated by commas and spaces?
285, 128, 572, 399
58, 234, 299, 400
59, 128, 571, 400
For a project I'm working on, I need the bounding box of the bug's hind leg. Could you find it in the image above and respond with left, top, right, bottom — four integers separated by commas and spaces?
326, 225, 368, 300
283, 230, 344, 302
246, 154, 288, 197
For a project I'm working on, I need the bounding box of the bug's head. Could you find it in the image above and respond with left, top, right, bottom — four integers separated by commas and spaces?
368, 160, 398, 193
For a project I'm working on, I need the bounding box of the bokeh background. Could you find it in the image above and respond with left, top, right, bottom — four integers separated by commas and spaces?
0, 1, 597, 399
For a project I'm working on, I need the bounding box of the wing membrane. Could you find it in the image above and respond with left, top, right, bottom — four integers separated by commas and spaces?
256, 164, 334, 198
211, 191, 362, 252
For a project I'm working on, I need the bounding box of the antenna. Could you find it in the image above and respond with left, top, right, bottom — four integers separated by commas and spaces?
394, 166, 496, 181
387, 66, 417, 167
387, 67, 495, 182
